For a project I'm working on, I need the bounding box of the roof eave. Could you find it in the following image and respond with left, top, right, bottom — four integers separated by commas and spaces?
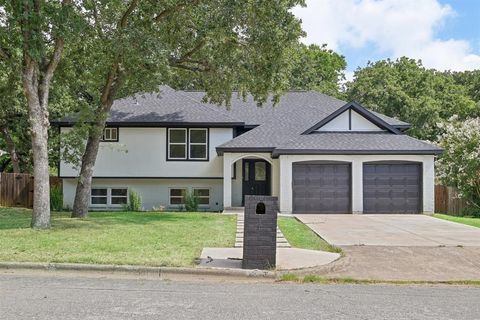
271, 149, 443, 158
216, 147, 275, 156
54, 121, 245, 128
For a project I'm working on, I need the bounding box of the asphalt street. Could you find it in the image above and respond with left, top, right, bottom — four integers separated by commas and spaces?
1, 272, 479, 320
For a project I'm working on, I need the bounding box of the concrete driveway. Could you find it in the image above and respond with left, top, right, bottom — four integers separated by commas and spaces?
295, 214, 480, 247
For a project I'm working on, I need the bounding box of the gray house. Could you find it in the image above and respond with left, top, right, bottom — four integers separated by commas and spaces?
57, 86, 441, 214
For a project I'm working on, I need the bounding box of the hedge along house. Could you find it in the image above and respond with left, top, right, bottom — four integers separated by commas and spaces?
55, 86, 442, 214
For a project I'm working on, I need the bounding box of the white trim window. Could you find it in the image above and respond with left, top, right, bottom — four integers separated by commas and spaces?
193, 188, 210, 206
189, 129, 208, 160
169, 188, 186, 205
91, 188, 108, 205
90, 187, 128, 207
168, 128, 187, 160
102, 127, 118, 142
110, 188, 128, 205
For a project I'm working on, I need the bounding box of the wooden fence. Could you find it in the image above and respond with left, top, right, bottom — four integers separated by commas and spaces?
0, 173, 61, 208
435, 185, 466, 216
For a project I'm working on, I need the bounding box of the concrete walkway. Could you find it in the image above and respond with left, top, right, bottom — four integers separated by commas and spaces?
234, 214, 290, 248
199, 247, 340, 271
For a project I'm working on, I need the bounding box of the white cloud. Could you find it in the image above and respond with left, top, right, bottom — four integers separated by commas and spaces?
293, 0, 480, 71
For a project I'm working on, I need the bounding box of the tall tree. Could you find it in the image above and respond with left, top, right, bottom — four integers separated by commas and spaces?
346, 57, 478, 140
69, 0, 305, 218
288, 43, 346, 97
1, 0, 77, 228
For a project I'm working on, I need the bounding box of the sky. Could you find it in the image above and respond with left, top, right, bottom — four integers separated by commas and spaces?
293, 0, 480, 80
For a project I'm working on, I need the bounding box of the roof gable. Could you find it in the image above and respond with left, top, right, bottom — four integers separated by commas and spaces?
302, 101, 401, 135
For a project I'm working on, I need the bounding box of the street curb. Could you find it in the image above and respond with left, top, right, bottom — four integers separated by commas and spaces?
0, 262, 276, 279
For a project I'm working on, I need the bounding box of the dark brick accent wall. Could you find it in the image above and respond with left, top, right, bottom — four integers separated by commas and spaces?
242, 195, 278, 270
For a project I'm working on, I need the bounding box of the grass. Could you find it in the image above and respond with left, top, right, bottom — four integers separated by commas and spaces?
434, 214, 480, 229
278, 274, 480, 286
0, 207, 236, 267
277, 217, 341, 253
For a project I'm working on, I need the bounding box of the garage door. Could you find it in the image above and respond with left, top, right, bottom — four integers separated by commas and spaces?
293, 162, 351, 213
363, 163, 422, 214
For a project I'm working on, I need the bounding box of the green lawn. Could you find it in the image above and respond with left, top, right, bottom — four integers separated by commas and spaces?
434, 214, 480, 228
277, 217, 341, 253
0, 207, 236, 267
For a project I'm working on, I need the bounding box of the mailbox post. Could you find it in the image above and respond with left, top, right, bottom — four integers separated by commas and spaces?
242, 195, 278, 269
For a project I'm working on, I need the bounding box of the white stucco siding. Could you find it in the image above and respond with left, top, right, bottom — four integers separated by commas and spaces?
318, 110, 349, 131
62, 178, 224, 211
350, 110, 383, 131
60, 127, 233, 178
279, 154, 435, 214
317, 110, 383, 132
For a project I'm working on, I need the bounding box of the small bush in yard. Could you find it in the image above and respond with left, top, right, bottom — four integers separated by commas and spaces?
184, 191, 199, 212
50, 185, 63, 211
125, 190, 143, 211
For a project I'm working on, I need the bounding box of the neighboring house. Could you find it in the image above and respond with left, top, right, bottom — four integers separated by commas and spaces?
56, 86, 442, 214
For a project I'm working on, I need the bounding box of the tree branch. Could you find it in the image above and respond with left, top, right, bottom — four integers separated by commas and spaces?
153, 0, 201, 23
118, 0, 140, 29
0, 47, 12, 61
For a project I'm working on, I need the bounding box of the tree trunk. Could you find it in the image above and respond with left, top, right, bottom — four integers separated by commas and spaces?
72, 63, 122, 218
0, 127, 21, 173
23, 65, 51, 229
71, 120, 105, 218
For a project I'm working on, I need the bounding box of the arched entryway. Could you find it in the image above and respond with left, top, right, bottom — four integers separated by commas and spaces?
223, 153, 275, 208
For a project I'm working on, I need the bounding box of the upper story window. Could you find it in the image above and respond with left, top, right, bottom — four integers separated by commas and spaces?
102, 127, 118, 142
168, 128, 208, 161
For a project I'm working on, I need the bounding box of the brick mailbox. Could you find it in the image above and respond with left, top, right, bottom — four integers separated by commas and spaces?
242, 195, 278, 270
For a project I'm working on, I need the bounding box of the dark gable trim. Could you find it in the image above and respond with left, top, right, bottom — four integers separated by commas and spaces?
216, 147, 275, 156
302, 101, 402, 135
271, 149, 443, 158
60, 176, 224, 180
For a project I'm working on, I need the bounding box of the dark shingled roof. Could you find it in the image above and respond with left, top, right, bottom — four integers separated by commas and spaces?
56, 86, 441, 155
184, 90, 410, 128
56, 86, 243, 126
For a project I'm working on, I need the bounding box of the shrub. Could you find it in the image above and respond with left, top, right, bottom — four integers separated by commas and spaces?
437, 117, 480, 212
124, 190, 143, 211
50, 185, 63, 211
184, 191, 199, 212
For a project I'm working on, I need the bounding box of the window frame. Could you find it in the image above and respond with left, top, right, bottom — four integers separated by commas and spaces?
169, 188, 187, 206
167, 128, 209, 161
193, 187, 210, 207
90, 187, 128, 208
167, 128, 188, 160
188, 128, 208, 160
90, 188, 108, 207
101, 127, 119, 142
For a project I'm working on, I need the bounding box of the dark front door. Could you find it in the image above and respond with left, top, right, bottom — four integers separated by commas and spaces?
242, 159, 271, 205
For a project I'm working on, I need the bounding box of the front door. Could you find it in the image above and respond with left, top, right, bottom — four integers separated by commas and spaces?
242, 159, 271, 205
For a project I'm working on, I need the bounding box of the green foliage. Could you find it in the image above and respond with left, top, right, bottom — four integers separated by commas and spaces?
287, 43, 346, 97
346, 57, 479, 140
278, 217, 341, 253
184, 191, 199, 212
0, 208, 236, 267
436, 117, 480, 210
50, 186, 63, 211
124, 190, 143, 212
